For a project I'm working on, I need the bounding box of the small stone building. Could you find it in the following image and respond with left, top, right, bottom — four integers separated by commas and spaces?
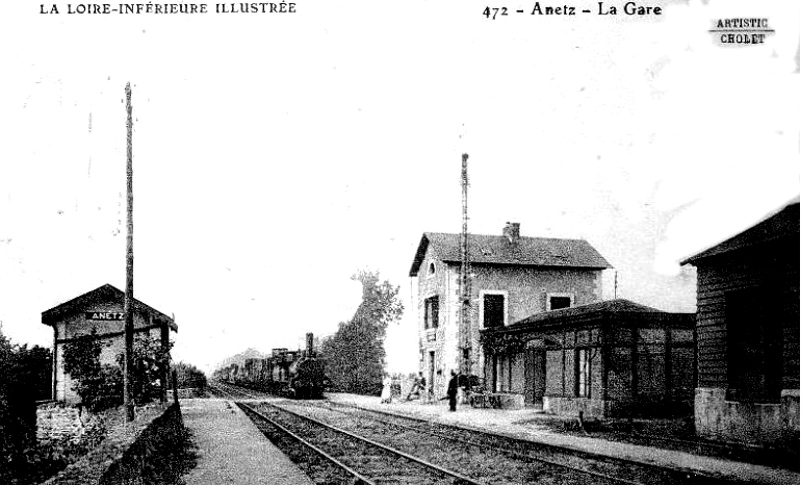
681, 200, 799, 447
41, 284, 177, 403
481, 299, 696, 418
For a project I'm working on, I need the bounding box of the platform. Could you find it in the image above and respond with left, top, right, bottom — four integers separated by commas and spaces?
327, 393, 799, 485
180, 398, 314, 485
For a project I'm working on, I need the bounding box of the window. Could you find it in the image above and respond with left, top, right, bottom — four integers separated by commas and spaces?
428, 262, 436, 277
725, 289, 782, 402
482, 293, 506, 328
424, 296, 439, 329
576, 348, 590, 397
547, 293, 574, 311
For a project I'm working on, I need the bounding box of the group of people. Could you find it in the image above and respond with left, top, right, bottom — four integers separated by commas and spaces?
380, 370, 462, 412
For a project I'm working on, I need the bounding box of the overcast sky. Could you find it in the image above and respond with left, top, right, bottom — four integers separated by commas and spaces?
0, 0, 798, 373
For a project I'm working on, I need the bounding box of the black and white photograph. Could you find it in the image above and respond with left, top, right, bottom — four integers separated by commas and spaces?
0, 0, 798, 483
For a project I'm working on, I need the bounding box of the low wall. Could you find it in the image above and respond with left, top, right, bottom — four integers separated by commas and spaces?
544, 396, 609, 418
41, 403, 185, 485
470, 393, 524, 410
544, 396, 692, 419
695, 387, 799, 449
37, 404, 105, 445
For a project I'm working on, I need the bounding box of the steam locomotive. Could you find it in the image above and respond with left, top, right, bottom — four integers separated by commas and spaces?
216, 333, 326, 399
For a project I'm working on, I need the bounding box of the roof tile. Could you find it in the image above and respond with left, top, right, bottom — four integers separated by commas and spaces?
410, 232, 611, 276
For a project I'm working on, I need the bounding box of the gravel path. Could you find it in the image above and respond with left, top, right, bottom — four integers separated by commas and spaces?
181, 398, 314, 485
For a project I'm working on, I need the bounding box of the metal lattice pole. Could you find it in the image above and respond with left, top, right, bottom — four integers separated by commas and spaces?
459, 153, 472, 378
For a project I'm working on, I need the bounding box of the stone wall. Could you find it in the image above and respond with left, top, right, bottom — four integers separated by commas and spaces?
41, 403, 185, 485
695, 387, 800, 449
100, 403, 186, 485
38, 405, 96, 442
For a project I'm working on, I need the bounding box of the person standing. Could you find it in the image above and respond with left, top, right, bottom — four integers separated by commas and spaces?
447, 370, 458, 412
380, 374, 393, 404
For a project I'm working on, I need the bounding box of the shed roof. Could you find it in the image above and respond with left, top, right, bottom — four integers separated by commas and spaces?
681, 200, 799, 266
409, 232, 611, 276
41, 284, 177, 331
486, 299, 693, 335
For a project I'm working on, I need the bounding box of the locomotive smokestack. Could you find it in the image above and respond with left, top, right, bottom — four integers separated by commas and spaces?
306, 332, 314, 356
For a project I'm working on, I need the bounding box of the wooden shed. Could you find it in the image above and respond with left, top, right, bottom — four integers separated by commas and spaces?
480, 299, 695, 418
681, 200, 799, 447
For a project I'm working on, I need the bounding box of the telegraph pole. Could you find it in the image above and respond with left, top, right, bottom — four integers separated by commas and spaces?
124, 82, 135, 423
459, 153, 472, 378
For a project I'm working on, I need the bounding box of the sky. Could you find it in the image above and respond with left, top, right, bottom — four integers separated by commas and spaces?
0, 0, 798, 374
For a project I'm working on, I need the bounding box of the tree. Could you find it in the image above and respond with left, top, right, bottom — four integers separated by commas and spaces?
321, 271, 403, 395
0, 330, 41, 483
16, 346, 52, 401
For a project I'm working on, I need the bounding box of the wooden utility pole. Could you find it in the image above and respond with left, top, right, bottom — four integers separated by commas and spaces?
124, 82, 135, 423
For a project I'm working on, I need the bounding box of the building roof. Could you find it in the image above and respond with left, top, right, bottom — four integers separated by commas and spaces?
41, 284, 177, 331
409, 232, 611, 276
681, 200, 799, 266
485, 298, 693, 335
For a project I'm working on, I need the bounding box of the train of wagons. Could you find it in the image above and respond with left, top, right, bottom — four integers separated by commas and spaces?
215, 332, 327, 399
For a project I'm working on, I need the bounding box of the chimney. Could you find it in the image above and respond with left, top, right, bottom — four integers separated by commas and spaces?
503, 222, 520, 244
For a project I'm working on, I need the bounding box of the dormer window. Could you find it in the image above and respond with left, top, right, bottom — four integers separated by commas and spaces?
428, 262, 436, 277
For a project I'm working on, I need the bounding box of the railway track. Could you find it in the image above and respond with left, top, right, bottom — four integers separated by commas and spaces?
301, 401, 747, 485
273, 400, 692, 485
211, 382, 483, 483
210, 382, 749, 485
240, 401, 485, 485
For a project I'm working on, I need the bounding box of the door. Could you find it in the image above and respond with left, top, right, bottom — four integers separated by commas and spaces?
428, 351, 435, 396
534, 349, 546, 407
524, 348, 535, 404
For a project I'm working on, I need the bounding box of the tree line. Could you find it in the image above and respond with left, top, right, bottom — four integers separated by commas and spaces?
0, 329, 52, 484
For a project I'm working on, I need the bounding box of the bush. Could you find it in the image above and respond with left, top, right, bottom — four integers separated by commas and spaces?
63, 332, 171, 412
0, 331, 48, 483
117, 336, 171, 405
173, 362, 207, 390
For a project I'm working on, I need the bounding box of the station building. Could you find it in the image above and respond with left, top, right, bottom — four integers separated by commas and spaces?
681, 200, 799, 447
409, 222, 611, 398
481, 299, 696, 417
41, 284, 177, 403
